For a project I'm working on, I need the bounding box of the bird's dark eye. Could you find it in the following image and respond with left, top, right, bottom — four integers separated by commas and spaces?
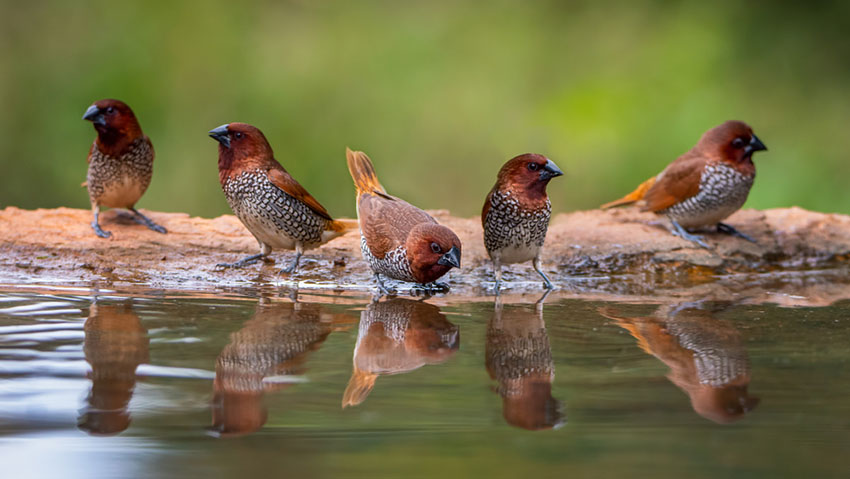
731, 137, 745, 148
106, 107, 115, 114
527, 162, 539, 171
430, 242, 442, 254
234, 132, 243, 139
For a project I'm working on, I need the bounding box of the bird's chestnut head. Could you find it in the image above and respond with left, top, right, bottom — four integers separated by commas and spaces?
405, 223, 462, 284
495, 153, 563, 200
209, 122, 275, 179
83, 99, 144, 154
699, 120, 767, 166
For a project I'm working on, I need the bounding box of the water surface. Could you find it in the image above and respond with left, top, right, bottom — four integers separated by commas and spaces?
0, 287, 848, 478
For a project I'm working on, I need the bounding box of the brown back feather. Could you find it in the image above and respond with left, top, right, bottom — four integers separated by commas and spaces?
267, 167, 333, 221
640, 152, 706, 212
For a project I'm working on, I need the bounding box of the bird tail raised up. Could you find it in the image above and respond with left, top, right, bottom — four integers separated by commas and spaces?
600, 175, 657, 209
341, 366, 377, 408
346, 148, 386, 196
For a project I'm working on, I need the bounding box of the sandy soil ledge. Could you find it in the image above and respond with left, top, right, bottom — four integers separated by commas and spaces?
1, 206, 849, 305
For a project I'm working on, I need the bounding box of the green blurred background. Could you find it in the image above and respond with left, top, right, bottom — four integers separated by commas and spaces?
1, 0, 848, 219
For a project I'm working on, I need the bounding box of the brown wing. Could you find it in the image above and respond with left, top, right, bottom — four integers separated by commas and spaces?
267, 166, 333, 221
358, 193, 436, 259
641, 153, 706, 212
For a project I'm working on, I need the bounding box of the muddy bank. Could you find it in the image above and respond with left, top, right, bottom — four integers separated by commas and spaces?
1, 206, 849, 303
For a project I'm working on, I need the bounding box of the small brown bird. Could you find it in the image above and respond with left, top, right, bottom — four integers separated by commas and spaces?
486, 293, 564, 430
600, 302, 759, 424
602, 121, 767, 248
211, 300, 345, 436
78, 301, 149, 436
346, 148, 462, 293
209, 123, 357, 273
482, 154, 563, 289
342, 298, 459, 408
82, 99, 166, 238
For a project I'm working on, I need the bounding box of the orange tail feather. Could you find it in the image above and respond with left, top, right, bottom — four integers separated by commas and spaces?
601, 176, 657, 209
346, 148, 386, 196
341, 366, 377, 408
327, 217, 359, 233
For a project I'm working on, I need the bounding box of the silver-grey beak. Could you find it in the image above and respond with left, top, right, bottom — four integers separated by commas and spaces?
437, 245, 461, 269
82, 105, 105, 126
746, 134, 767, 155
540, 159, 564, 181
209, 124, 231, 148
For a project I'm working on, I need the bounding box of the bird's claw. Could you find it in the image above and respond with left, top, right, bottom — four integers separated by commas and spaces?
671, 220, 710, 249
148, 223, 167, 234
717, 222, 757, 243
92, 222, 112, 239
411, 282, 450, 296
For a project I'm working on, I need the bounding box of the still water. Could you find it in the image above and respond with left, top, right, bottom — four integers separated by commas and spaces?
0, 287, 847, 478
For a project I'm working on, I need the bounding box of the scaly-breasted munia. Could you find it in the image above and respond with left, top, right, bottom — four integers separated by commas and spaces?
482, 154, 563, 290
342, 298, 459, 408
602, 121, 767, 248
82, 99, 166, 238
600, 303, 759, 424
346, 148, 462, 293
209, 123, 357, 274
78, 302, 149, 436
211, 300, 344, 436
486, 293, 564, 430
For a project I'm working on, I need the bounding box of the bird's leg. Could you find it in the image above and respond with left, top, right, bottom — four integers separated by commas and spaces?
374, 273, 396, 296
130, 207, 167, 234
91, 205, 112, 239
535, 288, 552, 310
533, 256, 554, 290
279, 244, 303, 275
215, 253, 267, 270
717, 222, 756, 243
217, 243, 270, 270
492, 256, 502, 292
670, 220, 709, 249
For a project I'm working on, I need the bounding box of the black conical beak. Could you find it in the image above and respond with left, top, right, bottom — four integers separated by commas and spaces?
540, 159, 564, 181
209, 124, 231, 148
437, 245, 461, 269
82, 105, 105, 126
745, 135, 767, 155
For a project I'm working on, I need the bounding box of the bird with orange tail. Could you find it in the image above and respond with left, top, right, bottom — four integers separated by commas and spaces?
342, 298, 459, 408
82, 99, 166, 238
602, 121, 767, 248
482, 154, 563, 290
209, 123, 357, 274
599, 303, 759, 424
346, 148, 462, 294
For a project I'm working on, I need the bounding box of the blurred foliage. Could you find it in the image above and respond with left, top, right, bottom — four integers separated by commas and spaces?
1, 0, 849, 219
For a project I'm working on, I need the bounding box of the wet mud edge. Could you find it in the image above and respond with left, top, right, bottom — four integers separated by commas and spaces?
1, 206, 849, 305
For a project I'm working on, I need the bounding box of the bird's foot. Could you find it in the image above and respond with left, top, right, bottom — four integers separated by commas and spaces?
276, 252, 302, 277
91, 221, 112, 239
130, 208, 167, 234
412, 282, 450, 296
717, 222, 756, 243
372, 274, 397, 297
671, 221, 710, 249
214, 254, 265, 271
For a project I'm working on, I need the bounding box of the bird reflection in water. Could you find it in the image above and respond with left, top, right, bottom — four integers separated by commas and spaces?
78, 301, 149, 436
342, 298, 459, 407
601, 302, 759, 423
212, 298, 350, 437
485, 292, 564, 430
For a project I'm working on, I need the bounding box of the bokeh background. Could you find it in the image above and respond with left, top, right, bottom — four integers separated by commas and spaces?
1, 0, 848, 219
